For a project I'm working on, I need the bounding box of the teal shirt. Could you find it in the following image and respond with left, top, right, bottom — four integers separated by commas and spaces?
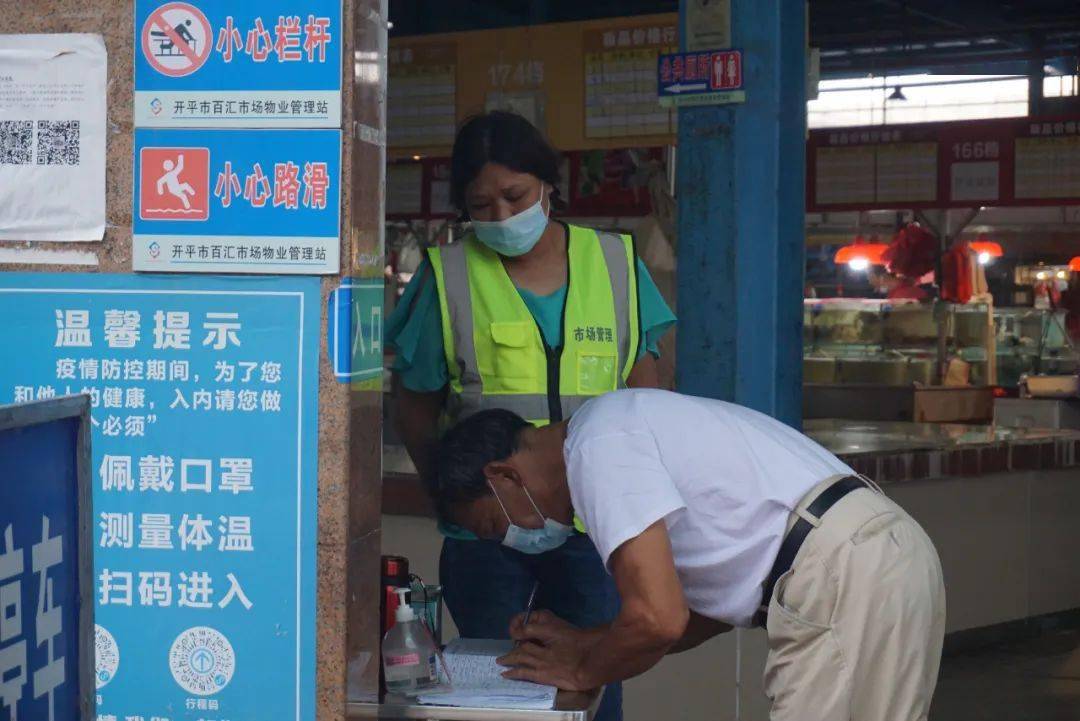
387, 250, 676, 541
387, 257, 676, 393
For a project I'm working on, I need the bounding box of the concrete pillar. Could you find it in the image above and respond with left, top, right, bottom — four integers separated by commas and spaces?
0, 1, 388, 718
345, 0, 389, 708
675, 0, 806, 428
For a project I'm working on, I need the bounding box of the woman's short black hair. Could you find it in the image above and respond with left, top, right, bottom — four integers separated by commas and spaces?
450, 110, 563, 218
426, 409, 530, 522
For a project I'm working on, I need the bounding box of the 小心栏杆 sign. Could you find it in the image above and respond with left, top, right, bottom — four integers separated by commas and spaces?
134, 0, 342, 128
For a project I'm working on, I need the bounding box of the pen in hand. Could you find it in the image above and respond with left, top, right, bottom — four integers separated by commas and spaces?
516, 581, 540, 646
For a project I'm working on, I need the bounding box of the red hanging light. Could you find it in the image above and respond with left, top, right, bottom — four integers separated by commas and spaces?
969, 234, 1003, 265
834, 234, 889, 270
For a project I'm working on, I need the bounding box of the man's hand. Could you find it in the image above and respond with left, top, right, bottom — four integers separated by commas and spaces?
500, 522, 688, 691
496, 611, 600, 691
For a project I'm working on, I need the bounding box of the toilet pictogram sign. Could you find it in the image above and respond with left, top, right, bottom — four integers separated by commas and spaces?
141, 2, 211, 77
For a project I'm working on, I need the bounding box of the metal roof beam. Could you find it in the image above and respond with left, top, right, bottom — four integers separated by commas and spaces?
821, 48, 1078, 75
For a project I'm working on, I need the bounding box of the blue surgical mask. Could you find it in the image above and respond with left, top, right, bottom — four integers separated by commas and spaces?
489, 481, 573, 555
470, 184, 549, 257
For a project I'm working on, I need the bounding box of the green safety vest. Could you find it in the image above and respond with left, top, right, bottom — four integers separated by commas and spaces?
428, 223, 640, 426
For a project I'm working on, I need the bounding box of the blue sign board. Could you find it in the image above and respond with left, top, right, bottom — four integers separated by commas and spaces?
657, 49, 745, 107
0, 273, 320, 721
0, 397, 93, 721
134, 0, 342, 128
328, 279, 384, 387
132, 128, 342, 274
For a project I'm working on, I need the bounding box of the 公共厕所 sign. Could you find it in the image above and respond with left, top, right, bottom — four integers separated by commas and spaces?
134, 0, 342, 128
657, 49, 744, 107
132, 127, 341, 274
0, 273, 320, 721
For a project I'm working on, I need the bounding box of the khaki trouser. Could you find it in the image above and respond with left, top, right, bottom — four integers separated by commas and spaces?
763, 476, 947, 721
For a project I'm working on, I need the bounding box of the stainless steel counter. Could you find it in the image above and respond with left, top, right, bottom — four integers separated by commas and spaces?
383, 418, 1080, 517
347, 689, 602, 721
803, 417, 1080, 454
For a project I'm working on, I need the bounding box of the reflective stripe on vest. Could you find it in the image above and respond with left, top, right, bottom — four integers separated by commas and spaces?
429, 224, 640, 425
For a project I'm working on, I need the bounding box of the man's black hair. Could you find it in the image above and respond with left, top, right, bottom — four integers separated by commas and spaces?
426, 409, 530, 522
449, 110, 564, 219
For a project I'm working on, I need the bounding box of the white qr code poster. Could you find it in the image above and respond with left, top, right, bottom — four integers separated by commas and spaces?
0, 34, 106, 241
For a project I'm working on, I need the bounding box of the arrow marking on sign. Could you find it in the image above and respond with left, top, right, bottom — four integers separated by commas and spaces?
664, 82, 708, 94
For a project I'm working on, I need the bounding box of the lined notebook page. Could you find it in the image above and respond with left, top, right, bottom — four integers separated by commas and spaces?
417, 639, 557, 710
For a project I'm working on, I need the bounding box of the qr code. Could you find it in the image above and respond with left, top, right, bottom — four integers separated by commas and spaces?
36, 120, 80, 166
0, 120, 33, 165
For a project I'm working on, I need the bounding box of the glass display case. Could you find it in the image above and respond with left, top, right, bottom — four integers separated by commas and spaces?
803, 298, 991, 386
804, 299, 1080, 388
994, 308, 1080, 387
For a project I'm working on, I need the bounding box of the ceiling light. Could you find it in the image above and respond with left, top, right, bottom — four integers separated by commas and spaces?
834, 234, 889, 268
970, 236, 1003, 264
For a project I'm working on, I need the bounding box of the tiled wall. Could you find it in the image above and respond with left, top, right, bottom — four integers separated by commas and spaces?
1, 3, 387, 719
842, 438, 1080, 484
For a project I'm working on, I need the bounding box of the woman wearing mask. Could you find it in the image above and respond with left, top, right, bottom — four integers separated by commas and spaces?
386, 111, 675, 721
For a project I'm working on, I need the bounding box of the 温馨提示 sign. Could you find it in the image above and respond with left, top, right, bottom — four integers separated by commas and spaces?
0, 273, 320, 721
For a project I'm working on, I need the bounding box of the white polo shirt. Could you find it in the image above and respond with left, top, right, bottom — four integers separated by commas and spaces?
564, 389, 854, 627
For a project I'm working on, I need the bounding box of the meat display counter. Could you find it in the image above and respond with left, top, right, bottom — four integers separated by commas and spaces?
803, 298, 992, 387
804, 299, 1080, 389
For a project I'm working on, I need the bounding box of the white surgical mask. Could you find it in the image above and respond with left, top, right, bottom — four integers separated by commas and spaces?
489, 481, 573, 555
470, 184, 549, 258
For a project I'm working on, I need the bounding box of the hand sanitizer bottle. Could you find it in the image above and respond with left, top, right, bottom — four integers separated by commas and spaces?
382, 587, 438, 695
